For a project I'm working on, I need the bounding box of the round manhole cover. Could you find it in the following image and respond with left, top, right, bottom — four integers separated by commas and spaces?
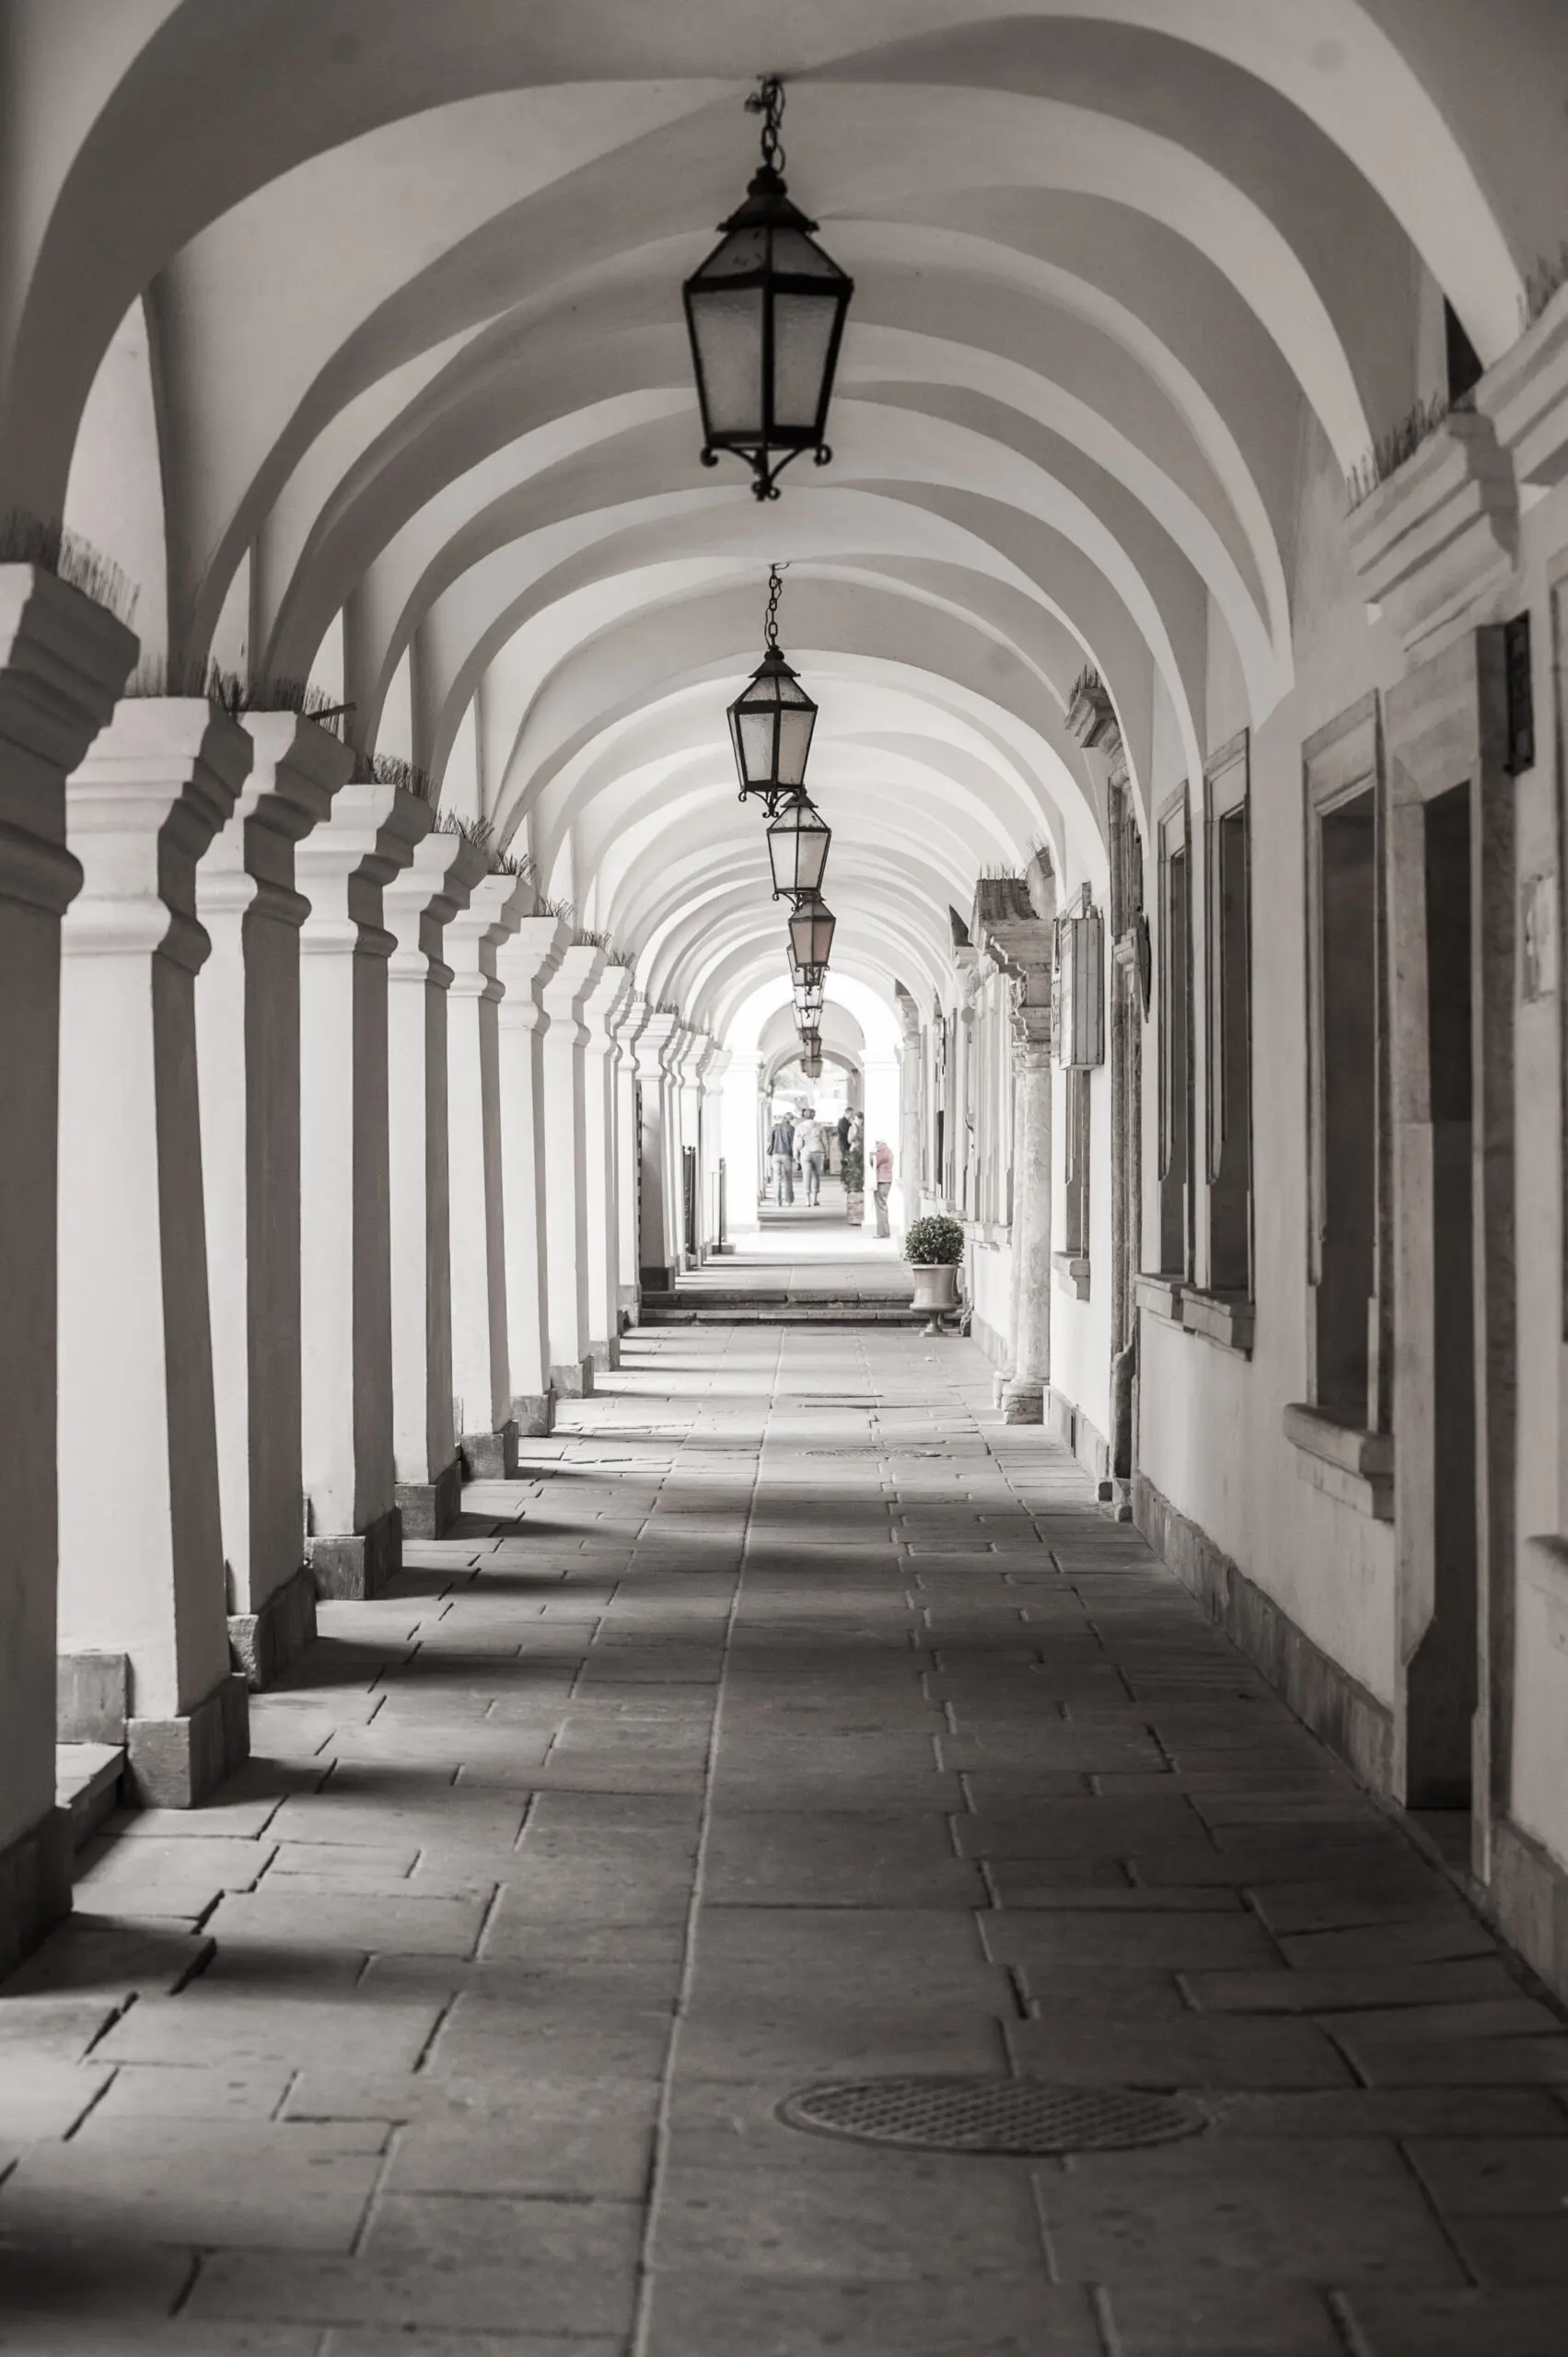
778, 2077, 1207, 2155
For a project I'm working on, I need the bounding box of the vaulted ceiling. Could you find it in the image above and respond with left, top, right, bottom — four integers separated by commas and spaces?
15, 0, 1560, 1037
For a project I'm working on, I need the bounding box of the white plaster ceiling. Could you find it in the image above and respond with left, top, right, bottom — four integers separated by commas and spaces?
31, 2, 1557, 1042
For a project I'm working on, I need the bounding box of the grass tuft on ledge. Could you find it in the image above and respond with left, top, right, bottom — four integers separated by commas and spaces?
0, 510, 139, 628
1345, 392, 1458, 510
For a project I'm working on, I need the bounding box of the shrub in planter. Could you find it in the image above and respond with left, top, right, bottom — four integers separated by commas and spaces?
842, 1142, 865, 1193
903, 1213, 965, 1325
903, 1214, 965, 1266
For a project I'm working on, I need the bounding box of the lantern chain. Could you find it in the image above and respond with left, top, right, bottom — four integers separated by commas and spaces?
764, 561, 784, 651
747, 75, 785, 173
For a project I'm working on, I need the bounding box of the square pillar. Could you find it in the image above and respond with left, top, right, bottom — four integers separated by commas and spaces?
197, 713, 352, 1687
616, 992, 648, 1317
582, 964, 633, 1370
0, 567, 134, 1957
296, 781, 433, 1596
447, 871, 530, 1474
497, 914, 569, 1436
634, 1009, 679, 1293
60, 697, 252, 1805
384, 829, 487, 1538
540, 942, 607, 1396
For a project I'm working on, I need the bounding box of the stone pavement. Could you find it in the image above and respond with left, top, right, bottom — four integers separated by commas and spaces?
2, 1325, 1567, 2354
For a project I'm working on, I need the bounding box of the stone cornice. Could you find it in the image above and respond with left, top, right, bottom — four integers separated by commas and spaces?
1476, 280, 1568, 499
1065, 670, 1121, 757
1346, 409, 1518, 662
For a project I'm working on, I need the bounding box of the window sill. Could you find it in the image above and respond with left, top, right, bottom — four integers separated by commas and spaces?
1282, 1402, 1393, 1522
1052, 1249, 1090, 1301
1134, 1272, 1184, 1322
1181, 1287, 1254, 1355
1134, 1275, 1253, 1355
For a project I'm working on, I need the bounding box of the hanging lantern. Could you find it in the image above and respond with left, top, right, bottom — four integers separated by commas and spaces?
794, 977, 824, 1021
799, 1023, 822, 1064
727, 564, 817, 809
788, 889, 835, 980
802, 1050, 824, 1080
767, 792, 830, 900
683, 77, 854, 503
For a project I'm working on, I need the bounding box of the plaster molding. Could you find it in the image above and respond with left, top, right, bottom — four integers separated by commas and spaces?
1064, 669, 1122, 757
1346, 409, 1518, 663
1476, 281, 1568, 499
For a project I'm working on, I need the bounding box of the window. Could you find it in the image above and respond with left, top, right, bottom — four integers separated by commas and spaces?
1206, 735, 1252, 1296
1156, 795, 1192, 1276
1304, 695, 1388, 1429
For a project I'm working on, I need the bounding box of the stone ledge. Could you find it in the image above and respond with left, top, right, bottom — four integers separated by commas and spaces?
1135, 1274, 1252, 1354
1052, 1248, 1091, 1301
1346, 408, 1518, 661
1134, 1469, 1395, 1795
1283, 1402, 1393, 1521
57, 1649, 130, 1744
56, 1742, 125, 1848
1476, 280, 1568, 497
1134, 1272, 1183, 1322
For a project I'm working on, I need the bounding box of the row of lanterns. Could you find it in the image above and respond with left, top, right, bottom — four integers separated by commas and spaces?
727, 563, 834, 1081
686, 75, 854, 1084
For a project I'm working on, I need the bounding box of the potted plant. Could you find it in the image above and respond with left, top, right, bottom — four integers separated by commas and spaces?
842, 1138, 865, 1225
904, 1213, 965, 1327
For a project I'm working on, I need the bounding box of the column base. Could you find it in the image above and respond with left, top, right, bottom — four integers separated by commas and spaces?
126, 1670, 250, 1809
460, 1421, 518, 1480
1097, 1476, 1134, 1523
227, 1563, 318, 1689
551, 1357, 595, 1398
1001, 1376, 1046, 1424
307, 1504, 402, 1601
618, 1284, 639, 1321
396, 1458, 463, 1541
58, 1650, 131, 1743
511, 1392, 554, 1439
0, 1805, 74, 1978
588, 1336, 620, 1373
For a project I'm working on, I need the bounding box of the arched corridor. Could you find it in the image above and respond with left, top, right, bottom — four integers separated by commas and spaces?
4, 5, 1568, 2343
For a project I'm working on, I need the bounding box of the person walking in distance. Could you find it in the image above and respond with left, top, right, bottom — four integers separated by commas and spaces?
872, 1137, 894, 1237
798, 1108, 827, 1207
768, 1108, 796, 1207
835, 1108, 852, 1175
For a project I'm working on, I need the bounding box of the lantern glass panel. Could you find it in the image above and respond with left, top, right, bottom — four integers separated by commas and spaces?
774, 292, 841, 431
767, 799, 830, 900
789, 893, 835, 971
689, 286, 765, 437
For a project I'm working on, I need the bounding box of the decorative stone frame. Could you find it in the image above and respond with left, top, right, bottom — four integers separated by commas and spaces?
1284, 692, 1394, 1521
1384, 625, 1515, 1829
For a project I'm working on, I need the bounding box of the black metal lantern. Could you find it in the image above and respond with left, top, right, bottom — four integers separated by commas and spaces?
767, 792, 830, 900
683, 77, 854, 502
799, 1024, 822, 1064
788, 889, 835, 978
728, 564, 817, 809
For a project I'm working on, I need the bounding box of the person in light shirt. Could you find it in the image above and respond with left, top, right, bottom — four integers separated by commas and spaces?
768, 1109, 796, 1205
796, 1109, 828, 1206
872, 1138, 894, 1237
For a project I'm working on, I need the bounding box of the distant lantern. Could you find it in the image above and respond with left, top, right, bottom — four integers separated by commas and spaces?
794, 977, 824, 1020
767, 793, 830, 900
799, 1025, 822, 1068
788, 889, 835, 979
802, 1050, 824, 1080
683, 76, 854, 502
728, 563, 817, 809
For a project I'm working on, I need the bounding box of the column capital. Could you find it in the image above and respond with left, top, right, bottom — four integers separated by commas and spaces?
634, 1005, 680, 1077
447, 867, 531, 999
496, 911, 570, 1030
0, 564, 138, 795
297, 781, 435, 958
203, 711, 353, 927
582, 959, 633, 1051
541, 939, 608, 1043
385, 827, 488, 981
65, 696, 251, 970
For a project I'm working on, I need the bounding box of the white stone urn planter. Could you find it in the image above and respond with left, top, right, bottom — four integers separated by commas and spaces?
910, 1261, 959, 1315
